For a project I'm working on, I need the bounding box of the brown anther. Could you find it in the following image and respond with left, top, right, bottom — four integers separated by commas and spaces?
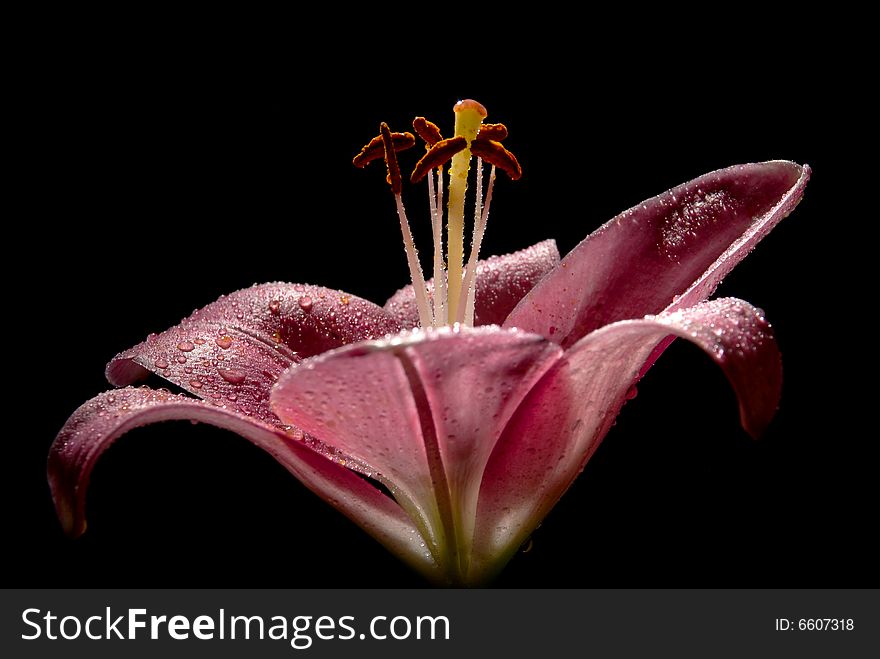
379, 122, 404, 194
413, 116, 444, 147
469, 139, 522, 180
353, 131, 415, 168
410, 136, 467, 183
476, 123, 508, 142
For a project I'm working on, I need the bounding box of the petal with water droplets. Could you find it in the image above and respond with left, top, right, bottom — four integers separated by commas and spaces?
505, 162, 809, 347
47, 386, 437, 578
270, 326, 562, 575
107, 283, 402, 425
472, 298, 780, 580
385, 240, 560, 329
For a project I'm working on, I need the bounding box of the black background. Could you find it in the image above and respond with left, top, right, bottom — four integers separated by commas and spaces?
10, 33, 873, 588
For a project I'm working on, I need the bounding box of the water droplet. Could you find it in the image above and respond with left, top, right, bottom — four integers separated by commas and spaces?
189, 379, 203, 389
268, 299, 281, 315
194, 338, 206, 345
184, 366, 193, 374
216, 335, 233, 349
162, 369, 172, 377
293, 284, 305, 292
226, 393, 238, 402
177, 341, 195, 352
176, 355, 187, 364
339, 295, 350, 306
154, 358, 169, 369
107, 394, 116, 404
218, 368, 246, 384
626, 385, 638, 400
298, 296, 313, 312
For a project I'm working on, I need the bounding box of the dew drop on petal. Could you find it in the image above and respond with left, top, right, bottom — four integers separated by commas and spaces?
177, 341, 195, 352
189, 379, 203, 389
298, 296, 313, 312
218, 368, 246, 385
154, 358, 169, 369
216, 335, 233, 349
176, 355, 187, 364
626, 385, 638, 400
268, 300, 281, 315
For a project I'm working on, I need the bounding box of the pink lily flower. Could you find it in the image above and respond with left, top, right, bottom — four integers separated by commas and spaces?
48, 100, 809, 585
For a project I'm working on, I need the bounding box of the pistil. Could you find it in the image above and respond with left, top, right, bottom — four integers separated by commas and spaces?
445, 99, 487, 323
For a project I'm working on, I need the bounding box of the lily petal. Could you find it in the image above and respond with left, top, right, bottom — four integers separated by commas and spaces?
385, 240, 561, 328
270, 326, 562, 579
107, 283, 402, 426
473, 298, 780, 579
505, 162, 809, 347
47, 387, 437, 578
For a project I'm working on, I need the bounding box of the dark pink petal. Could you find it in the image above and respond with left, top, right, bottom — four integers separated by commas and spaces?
107, 283, 402, 426
48, 387, 437, 578
385, 240, 561, 329
270, 327, 562, 573
472, 298, 780, 579
505, 162, 809, 347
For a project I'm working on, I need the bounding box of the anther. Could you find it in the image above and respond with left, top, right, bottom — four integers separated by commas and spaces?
413, 117, 444, 147
353, 131, 415, 168
379, 122, 405, 194
469, 139, 522, 180
476, 123, 508, 142
410, 136, 467, 183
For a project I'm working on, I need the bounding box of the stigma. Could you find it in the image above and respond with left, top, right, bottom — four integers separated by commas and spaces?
353, 99, 522, 328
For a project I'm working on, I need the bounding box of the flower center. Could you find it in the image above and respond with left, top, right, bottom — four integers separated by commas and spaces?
354, 99, 522, 328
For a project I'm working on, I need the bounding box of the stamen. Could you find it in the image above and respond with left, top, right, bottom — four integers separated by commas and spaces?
353, 132, 416, 168
460, 164, 496, 325
410, 136, 467, 183
380, 122, 406, 194
379, 123, 433, 327
354, 102, 518, 331
413, 116, 443, 147
427, 170, 445, 327
435, 169, 447, 325
469, 139, 522, 180
446, 99, 487, 322
476, 123, 508, 141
